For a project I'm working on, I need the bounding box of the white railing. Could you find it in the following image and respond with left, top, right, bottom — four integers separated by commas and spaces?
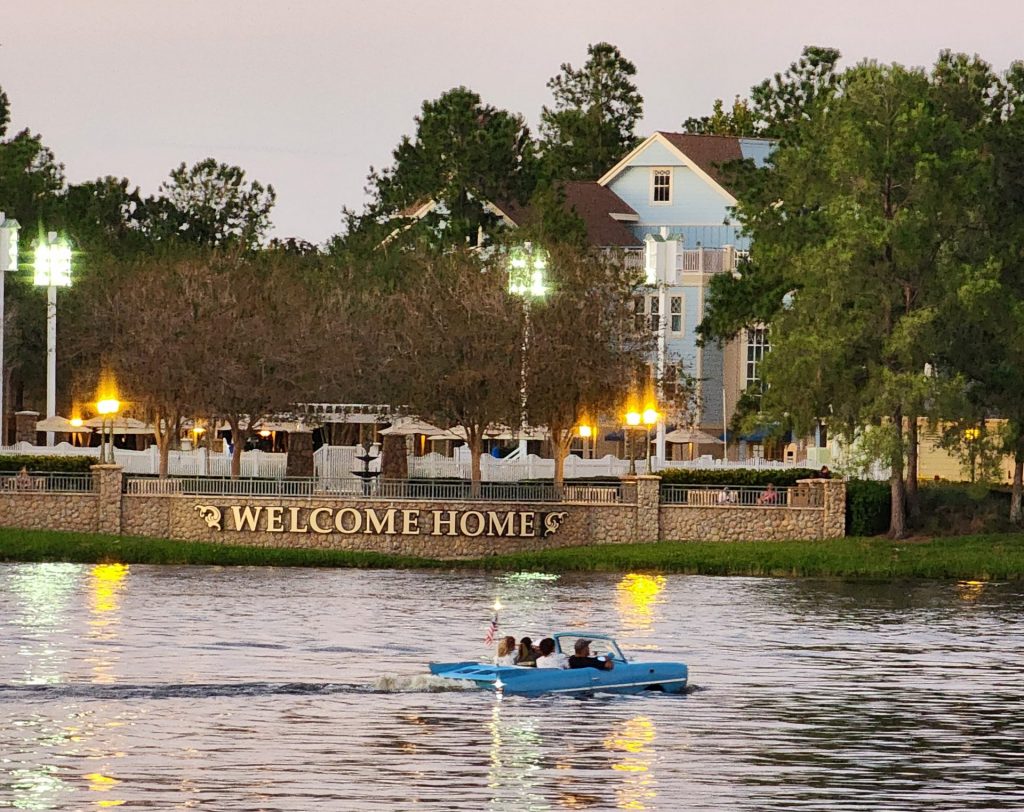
0, 442, 287, 478
675, 247, 733, 274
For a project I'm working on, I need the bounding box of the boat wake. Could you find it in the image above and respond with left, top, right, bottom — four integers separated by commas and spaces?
373, 674, 478, 693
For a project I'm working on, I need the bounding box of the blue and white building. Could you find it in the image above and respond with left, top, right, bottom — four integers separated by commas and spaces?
593, 132, 776, 461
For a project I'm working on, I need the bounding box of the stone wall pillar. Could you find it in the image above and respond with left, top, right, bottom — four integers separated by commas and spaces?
822, 479, 847, 538
635, 475, 661, 542
286, 430, 314, 478
381, 435, 408, 480
91, 464, 124, 534
15, 411, 39, 444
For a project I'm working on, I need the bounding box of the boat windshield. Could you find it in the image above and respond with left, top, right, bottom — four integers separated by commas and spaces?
554, 635, 626, 662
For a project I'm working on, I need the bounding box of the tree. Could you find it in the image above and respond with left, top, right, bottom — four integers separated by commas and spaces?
539, 43, 643, 181
703, 58, 986, 538
350, 87, 535, 250
523, 244, 651, 488
380, 248, 522, 493
60, 176, 147, 256
682, 96, 758, 136
145, 158, 276, 249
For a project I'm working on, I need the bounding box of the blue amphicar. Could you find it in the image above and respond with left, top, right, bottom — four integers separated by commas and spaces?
429, 632, 688, 698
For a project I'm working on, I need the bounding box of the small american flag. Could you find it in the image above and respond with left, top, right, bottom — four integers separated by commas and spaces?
484, 613, 499, 645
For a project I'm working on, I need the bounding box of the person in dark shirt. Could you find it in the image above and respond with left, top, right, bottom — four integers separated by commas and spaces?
568, 638, 614, 670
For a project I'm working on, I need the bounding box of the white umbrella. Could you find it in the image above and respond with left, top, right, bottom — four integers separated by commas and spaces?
664, 427, 721, 445
35, 415, 91, 433
82, 416, 156, 434
378, 417, 446, 436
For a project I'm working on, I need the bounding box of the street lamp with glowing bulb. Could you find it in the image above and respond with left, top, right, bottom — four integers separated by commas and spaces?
625, 410, 642, 476
96, 397, 120, 464
642, 407, 660, 473
34, 232, 73, 446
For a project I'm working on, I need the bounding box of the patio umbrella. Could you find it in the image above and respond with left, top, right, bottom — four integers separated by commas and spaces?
82, 416, 156, 434
664, 428, 721, 445
34, 415, 92, 433
378, 417, 446, 436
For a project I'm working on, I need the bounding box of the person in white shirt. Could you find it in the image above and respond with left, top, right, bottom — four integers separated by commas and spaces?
534, 637, 569, 669
494, 636, 517, 666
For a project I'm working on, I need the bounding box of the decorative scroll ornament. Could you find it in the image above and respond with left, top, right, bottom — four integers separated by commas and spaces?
542, 511, 568, 538
195, 505, 223, 531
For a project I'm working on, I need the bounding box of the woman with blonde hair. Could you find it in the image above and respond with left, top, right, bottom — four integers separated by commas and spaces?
495, 636, 517, 666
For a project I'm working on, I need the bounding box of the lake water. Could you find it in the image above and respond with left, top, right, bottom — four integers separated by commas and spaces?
1, 563, 1022, 811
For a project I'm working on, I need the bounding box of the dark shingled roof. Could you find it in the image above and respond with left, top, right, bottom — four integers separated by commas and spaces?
561, 181, 641, 247
657, 132, 748, 194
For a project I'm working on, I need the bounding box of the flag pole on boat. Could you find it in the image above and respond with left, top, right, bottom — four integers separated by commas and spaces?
485, 598, 501, 646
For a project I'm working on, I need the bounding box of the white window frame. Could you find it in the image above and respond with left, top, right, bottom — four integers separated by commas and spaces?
669, 295, 683, 335
745, 326, 770, 390
648, 294, 660, 332
651, 168, 672, 205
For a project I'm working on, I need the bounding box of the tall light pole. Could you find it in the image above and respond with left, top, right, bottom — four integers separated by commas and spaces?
625, 409, 641, 476
96, 396, 121, 465
0, 214, 20, 447
33, 232, 72, 446
643, 406, 660, 474
507, 242, 548, 456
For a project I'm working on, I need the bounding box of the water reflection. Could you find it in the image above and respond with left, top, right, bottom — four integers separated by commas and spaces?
6, 562, 79, 685
604, 716, 658, 810
87, 564, 128, 685
486, 701, 544, 809
616, 574, 666, 633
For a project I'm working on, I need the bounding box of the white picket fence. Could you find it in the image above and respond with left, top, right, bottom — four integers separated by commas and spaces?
0, 442, 287, 478
3, 441, 807, 482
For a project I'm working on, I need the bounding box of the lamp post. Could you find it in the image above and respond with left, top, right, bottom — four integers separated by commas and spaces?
0, 213, 20, 446
625, 409, 641, 476
642, 407, 660, 474
507, 242, 548, 455
33, 232, 73, 447
96, 397, 120, 465
578, 423, 593, 460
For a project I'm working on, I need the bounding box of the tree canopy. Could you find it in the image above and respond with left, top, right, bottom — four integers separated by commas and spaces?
539, 42, 643, 181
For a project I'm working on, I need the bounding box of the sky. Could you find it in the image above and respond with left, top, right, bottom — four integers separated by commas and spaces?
3, 0, 1024, 244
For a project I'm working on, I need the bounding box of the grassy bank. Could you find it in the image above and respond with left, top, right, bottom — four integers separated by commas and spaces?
1, 527, 1023, 580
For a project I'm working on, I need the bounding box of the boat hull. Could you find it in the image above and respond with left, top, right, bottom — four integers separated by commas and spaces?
429, 660, 688, 697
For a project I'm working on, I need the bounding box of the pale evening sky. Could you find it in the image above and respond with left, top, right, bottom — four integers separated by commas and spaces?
2, 0, 1022, 243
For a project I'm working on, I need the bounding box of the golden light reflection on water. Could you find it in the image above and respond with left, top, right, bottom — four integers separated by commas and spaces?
956, 580, 987, 602
88, 563, 128, 685
615, 574, 666, 632
603, 716, 657, 810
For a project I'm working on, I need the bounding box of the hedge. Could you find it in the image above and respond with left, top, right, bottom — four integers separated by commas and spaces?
658, 468, 819, 487
0, 454, 95, 474
846, 479, 890, 536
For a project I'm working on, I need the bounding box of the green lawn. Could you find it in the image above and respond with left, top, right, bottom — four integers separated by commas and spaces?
1, 527, 1023, 580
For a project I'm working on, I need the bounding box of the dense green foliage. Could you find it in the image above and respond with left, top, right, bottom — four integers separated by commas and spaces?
658, 468, 818, 487
539, 42, 643, 181
845, 480, 891, 536
0, 454, 93, 473
1, 528, 1022, 581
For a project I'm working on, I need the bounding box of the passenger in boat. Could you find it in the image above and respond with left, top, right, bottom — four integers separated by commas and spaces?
568, 639, 614, 670
514, 637, 537, 667
495, 636, 517, 666
534, 637, 568, 669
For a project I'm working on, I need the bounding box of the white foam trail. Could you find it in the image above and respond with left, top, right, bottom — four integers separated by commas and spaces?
373, 674, 479, 693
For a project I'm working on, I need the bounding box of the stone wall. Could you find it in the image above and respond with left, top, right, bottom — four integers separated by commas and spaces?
122, 494, 640, 559
0, 492, 98, 533
659, 479, 847, 542
0, 468, 847, 557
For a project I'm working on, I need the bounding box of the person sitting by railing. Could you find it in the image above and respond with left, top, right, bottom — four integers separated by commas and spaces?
14, 466, 33, 490
757, 483, 779, 505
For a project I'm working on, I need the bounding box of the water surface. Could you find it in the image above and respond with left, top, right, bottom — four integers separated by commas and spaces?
1, 563, 1022, 810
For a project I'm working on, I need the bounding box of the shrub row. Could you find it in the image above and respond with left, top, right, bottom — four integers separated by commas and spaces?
0, 454, 94, 473
658, 468, 819, 487
846, 479, 890, 536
